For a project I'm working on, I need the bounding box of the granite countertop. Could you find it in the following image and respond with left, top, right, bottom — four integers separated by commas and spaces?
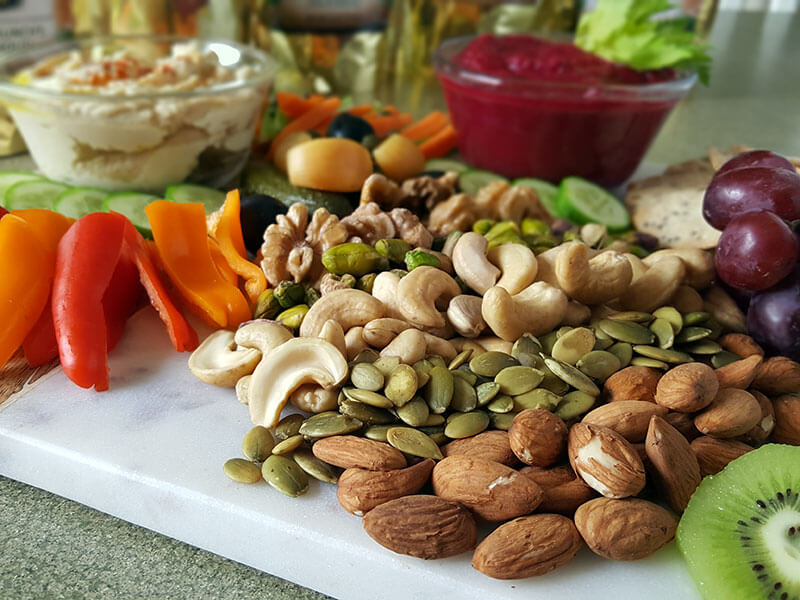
2, 10, 799, 600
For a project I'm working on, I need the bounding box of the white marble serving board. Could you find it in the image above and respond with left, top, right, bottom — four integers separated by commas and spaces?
0, 308, 701, 600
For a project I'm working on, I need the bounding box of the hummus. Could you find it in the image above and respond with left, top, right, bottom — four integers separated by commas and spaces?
8, 41, 269, 191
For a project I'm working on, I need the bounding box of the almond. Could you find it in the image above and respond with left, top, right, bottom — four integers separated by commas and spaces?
714, 354, 763, 389
337, 459, 434, 515
441, 430, 517, 466
472, 514, 582, 579
431, 455, 542, 521
518, 464, 576, 489
740, 390, 775, 445
694, 388, 761, 438
690, 436, 753, 476
581, 400, 668, 442
645, 415, 701, 513
719, 333, 764, 358
772, 394, 800, 445
313, 435, 407, 471
655, 362, 718, 412
574, 497, 677, 561
752, 357, 800, 396
519, 465, 596, 514
363, 494, 476, 559
603, 366, 661, 403
567, 422, 646, 499
508, 408, 568, 467
664, 410, 701, 441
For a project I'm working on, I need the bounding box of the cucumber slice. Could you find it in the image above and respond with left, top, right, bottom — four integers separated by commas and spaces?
424, 158, 470, 174
165, 183, 226, 214
512, 177, 562, 219
0, 171, 44, 203
103, 192, 160, 237
459, 169, 508, 195
556, 176, 631, 232
54, 187, 108, 219
4, 180, 69, 211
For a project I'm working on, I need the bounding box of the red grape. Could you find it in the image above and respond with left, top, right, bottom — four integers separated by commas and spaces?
716, 150, 796, 175
703, 166, 800, 230
747, 268, 800, 360
715, 210, 799, 291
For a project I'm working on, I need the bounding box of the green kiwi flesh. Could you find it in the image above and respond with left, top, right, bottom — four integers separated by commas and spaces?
677, 444, 800, 600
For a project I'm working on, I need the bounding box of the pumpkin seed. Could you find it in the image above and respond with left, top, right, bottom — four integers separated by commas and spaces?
350, 348, 380, 365
512, 333, 542, 359
543, 356, 601, 396
576, 351, 621, 382
262, 454, 309, 497
274, 414, 305, 440
593, 321, 613, 342
551, 327, 596, 365
593, 337, 614, 351
350, 362, 385, 391
633, 345, 693, 364
386, 427, 443, 459
598, 319, 655, 345
607, 342, 633, 368
675, 326, 712, 344
412, 359, 433, 387
652, 306, 683, 333
630, 356, 669, 369
384, 364, 418, 407
705, 317, 724, 340
223, 458, 263, 484
272, 434, 304, 455
372, 355, 401, 376
683, 311, 711, 326
418, 426, 447, 445
514, 388, 562, 411
451, 376, 478, 412
299, 412, 363, 438
490, 412, 515, 431
445, 411, 490, 439
396, 396, 430, 427
539, 368, 570, 395
469, 351, 518, 378
451, 369, 478, 386
487, 394, 514, 413
679, 340, 723, 355
424, 366, 454, 414
338, 399, 395, 425
448, 349, 472, 370
241, 426, 275, 462
711, 350, 742, 368
554, 390, 596, 420
650, 318, 675, 349
364, 424, 394, 442
423, 413, 445, 427
292, 447, 339, 484
343, 387, 394, 408
494, 365, 544, 396
476, 381, 501, 406
608, 311, 653, 323
539, 330, 559, 355
427, 355, 447, 369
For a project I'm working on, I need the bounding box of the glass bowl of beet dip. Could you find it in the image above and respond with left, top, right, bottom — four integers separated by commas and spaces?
434, 34, 697, 187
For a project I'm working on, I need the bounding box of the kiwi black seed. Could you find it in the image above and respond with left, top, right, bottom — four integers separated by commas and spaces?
677, 444, 800, 600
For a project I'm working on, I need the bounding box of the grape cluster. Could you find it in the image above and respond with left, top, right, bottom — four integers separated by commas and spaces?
703, 150, 800, 360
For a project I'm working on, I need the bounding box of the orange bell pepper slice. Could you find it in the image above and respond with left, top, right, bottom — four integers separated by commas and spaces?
145, 200, 251, 329
214, 189, 267, 305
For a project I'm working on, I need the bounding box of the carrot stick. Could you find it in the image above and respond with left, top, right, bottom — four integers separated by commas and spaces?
419, 123, 458, 159
267, 97, 341, 159
363, 112, 414, 138
276, 92, 326, 119
401, 111, 450, 142
347, 104, 374, 116
312, 114, 336, 136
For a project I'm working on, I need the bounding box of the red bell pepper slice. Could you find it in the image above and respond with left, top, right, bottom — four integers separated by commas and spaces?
0, 206, 8, 219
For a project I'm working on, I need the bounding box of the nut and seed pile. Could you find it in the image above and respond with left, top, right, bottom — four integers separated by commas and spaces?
191, 176, 800, 581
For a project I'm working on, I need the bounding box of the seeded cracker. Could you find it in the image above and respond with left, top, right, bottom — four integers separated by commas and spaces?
625, 158, 720, 249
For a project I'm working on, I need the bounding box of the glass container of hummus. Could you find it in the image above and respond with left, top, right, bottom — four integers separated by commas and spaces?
0, 36, 275, 191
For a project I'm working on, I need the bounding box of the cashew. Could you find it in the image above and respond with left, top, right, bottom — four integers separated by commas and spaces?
452, 232, 500, 295
441, 231, 463, 258
380, 328, 427, 364
319, 319, 347, 357
618, 256, 686, 312
624, 253, 648, 283
371, 271, 405, 320
561, 300, 592, 327
644, 248, 715, 290
234, 319, 293, 354
554, 242, 633, 305
299, 288, 385, 337
473, 336, 514, 354
446, 295, 486, 338
534, 246, 563, 288
482, 282, 568, 341
487, 243, 538, 295
235, 375, 251, 404
397, 266, 461, 330
344, 326, 368, 361
187, 330, 261, 387
670, 285, 705, 313
423, 333, 457, 361
248, 337, 348, 428
363, 318, 412, 348
289, 383, 339, 413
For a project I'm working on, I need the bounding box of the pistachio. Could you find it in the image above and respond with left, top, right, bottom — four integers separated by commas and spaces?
576, 351, 621, 382
349, 362, 385, 391
396, 396, 431, 427
343, 387, 394, 408
356, 273, 376, 294
274, 281, 307, 309
254, 288, 281, 320
598, 319, 655, 345
476, 381, 501, 406
299, 412, 363, 438
375, 238, 412, 264
262, 454, 309, 497
387, 427, 443, 459
451, 376, 478, 412
322, 242, 388, 276
424, 366, 454, 414
551, 327, 596, 365
272, 434, 304, 455
444, 411, 490, 439
223, 458, 263, 484
276, 304, 309, 330
405, 249, 441, 271
274, 414, 304, 440
293, 447, 339, 484
241, 426, 275, 462
494, 365, 544, 396
384, 364, 419, 406
469, 351, 519, 378
554, 390, 596, 420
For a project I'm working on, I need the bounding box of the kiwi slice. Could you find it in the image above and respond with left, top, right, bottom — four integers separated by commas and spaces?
677, 444, 800, 600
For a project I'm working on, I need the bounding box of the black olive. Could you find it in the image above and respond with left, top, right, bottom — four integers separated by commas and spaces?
420, 169, 446, 178
239, 193, 286, 255
326, 113, 375, 143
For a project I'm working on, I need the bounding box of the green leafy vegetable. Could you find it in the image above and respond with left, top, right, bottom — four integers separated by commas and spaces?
575, 0, 711, 84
